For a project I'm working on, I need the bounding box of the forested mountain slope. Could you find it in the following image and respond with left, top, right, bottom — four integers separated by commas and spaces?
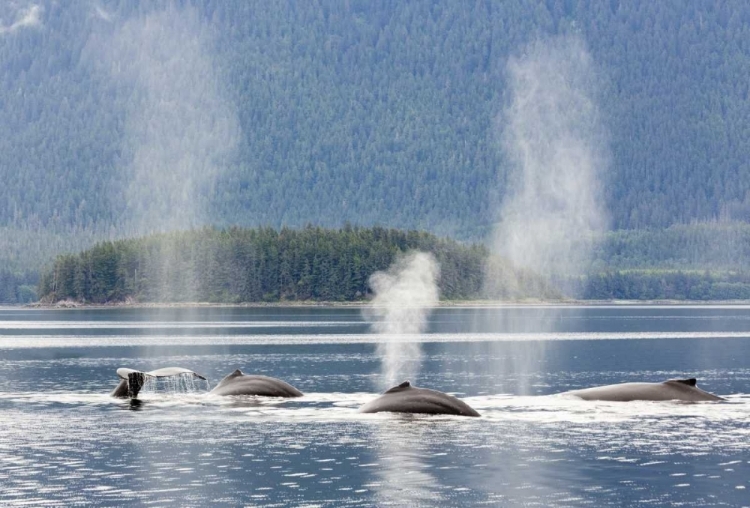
3, 0, 750, 242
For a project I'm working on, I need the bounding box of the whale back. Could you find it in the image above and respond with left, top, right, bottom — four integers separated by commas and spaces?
359, 381, 480, 417
213, 369, 245, 389
666, 378, 697, 387
210, 370, 303, 397
565, 378, 723, 402
660, 378, 723, 401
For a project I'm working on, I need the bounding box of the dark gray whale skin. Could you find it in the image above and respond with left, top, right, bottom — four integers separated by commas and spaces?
358, 381, 480, 417
563, 378, 724, 402
209, 369, 303, 397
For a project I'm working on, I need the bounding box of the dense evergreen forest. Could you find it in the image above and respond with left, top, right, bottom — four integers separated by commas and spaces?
0, 269, 38, 304
37, 227, 496, 304
36, 226, 750, 304
3, 2, 750, 235
4, 1, 750, 302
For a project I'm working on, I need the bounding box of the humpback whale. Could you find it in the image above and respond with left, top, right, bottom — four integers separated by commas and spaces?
209, 369, 303, 397
111, 367, 302, 399
111, 367, 207, 398
358, 381, 480, 417
563, 378, 724, 402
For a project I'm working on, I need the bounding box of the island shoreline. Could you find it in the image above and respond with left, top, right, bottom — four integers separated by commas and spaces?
18, 299, 750, 310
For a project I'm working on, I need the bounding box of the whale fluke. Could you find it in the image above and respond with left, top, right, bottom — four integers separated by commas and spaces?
563, 377, 723, 402
111, 367, 207, 399
116, 367, 207, 381
210, 370, 303, 397
358, 381, 480, 417
111, 371, 146, 399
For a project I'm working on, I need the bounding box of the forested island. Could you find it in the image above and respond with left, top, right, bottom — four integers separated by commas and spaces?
33, 226, 750, 305
37, 227, 491, 304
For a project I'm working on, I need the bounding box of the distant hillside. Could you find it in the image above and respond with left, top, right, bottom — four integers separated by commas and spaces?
3, 0, 750, 241
594, 223, 750, 271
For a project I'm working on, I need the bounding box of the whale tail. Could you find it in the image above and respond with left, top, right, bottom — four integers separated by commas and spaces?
111, 367, 207, 399
112, 371, 147, 398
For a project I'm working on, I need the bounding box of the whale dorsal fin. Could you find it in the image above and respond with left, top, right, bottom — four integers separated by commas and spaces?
214, 369, 245, 390
384, 380, 411, 393
668, 378, 697, 386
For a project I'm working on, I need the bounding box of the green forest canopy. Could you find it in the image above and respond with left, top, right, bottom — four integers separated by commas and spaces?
38, 226, 492, 304
2, 1, 750, 239
36, 226, 750, 305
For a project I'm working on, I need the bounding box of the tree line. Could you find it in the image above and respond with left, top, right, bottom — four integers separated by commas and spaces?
34, 225, 750, 305
0, 269, 38, 304
580, 271, 750, 301
594, 222, 750, 271
38, 226, 490, 304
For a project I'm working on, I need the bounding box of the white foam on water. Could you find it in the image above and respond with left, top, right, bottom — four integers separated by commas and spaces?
1, 390, 747, 425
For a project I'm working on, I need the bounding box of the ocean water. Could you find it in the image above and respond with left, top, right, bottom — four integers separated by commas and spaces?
0, 305, 748, 507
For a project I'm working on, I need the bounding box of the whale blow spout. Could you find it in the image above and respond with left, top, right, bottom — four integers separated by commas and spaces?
563, 377, 724, 402
111, 367, 207, 399
358, 381, 480, 417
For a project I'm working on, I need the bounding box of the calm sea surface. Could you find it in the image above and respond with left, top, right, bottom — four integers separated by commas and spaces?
0, 305, 748, 507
